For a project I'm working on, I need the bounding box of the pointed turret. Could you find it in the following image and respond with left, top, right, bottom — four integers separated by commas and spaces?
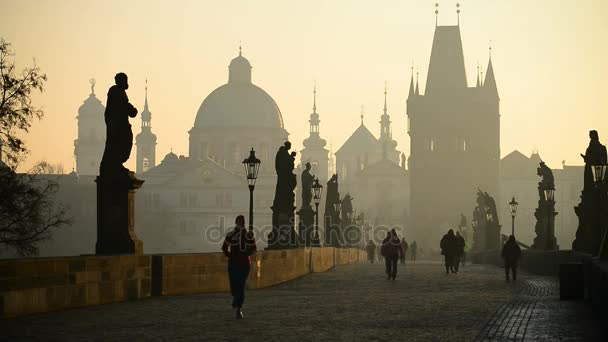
484, 50, 499, 99
408, 66, 415, 99
425, 25, 467, 95
476, 64, 480, 88
415, 72, 420, 96
136, 79, 158, 173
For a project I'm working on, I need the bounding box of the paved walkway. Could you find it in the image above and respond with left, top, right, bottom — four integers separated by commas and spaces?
1, 262, 603, 341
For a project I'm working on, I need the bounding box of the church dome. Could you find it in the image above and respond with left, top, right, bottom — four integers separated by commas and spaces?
193, 51, 284, 129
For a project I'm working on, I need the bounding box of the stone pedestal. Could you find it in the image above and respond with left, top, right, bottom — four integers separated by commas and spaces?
297, 206, 315, 247
96, 171, 144, 255
267, 207, 298, 250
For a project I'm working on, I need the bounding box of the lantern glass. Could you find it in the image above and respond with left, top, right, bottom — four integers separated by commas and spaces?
509, 197, 518, 216
334, 201, 342, 213
591, 165, 607, 183
312, 179, 323, 205
544, 189, 555, 202
242, 148, 261, 187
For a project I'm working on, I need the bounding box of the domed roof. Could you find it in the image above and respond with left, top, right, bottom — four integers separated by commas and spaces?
79, 93, 104, 116
162, 151, 179, 163
193, 51, 284, 129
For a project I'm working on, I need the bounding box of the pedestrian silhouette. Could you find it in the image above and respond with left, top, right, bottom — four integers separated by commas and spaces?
440, 229, 458, 274
381, 229, 405, 280
501, 235, 522, 282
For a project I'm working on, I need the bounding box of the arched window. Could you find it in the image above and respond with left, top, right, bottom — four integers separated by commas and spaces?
142, 157, 150, 172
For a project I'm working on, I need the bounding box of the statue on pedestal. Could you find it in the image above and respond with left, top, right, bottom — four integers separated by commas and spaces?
96, 73, 144, 255
268, 141, 298, 249
532, 161, 558, 250
297, 162, 315, 246
324, 174, 342, 247
573, 130, 608, 255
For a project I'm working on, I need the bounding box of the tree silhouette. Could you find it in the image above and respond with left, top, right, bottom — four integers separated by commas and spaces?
0, 38, 69, 256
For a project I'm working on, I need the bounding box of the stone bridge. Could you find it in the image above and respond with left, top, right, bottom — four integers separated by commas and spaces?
0, 250, 604, 341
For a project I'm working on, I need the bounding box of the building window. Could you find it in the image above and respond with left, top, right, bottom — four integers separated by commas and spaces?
457, 138, 467, 152
142, 157, 150, 172
215, 193, 223, 207
225, 193, 232, 207
180, 193, 188, 208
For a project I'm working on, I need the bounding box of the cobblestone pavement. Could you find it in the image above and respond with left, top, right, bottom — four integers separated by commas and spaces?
1, 262, 603, 341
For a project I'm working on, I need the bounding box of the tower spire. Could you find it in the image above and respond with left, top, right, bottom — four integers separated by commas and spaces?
238, 41, 242, 56
408, 63, 415, 98
89, 78, 96, 95
484, 44, 499, 98
144, 78, 149, 110
313, 81, 317, 113
476, 62, 480, 87
360, 105, 364, 126
456, 3, 461, 26
415, 71, 420, 96
383, 81, 388, 115
435, 3, 439, 26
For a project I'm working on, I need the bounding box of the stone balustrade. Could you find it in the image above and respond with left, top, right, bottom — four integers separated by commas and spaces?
1, 247, 365, 318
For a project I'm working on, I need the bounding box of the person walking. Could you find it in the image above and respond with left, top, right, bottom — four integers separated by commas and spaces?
381, 229, 405, 280
400, 238, 409, 265
221, 215, 257, 319
454, 231, 465, 272
440, 229, 458, 274
501, 235, 522, 282
366, 240, 376, 264
410, 241, 417, 261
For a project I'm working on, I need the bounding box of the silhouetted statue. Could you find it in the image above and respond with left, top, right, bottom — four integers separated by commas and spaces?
581, 130, 608, 190
301, 162, 314, 209
268, 141, 297, 249
272, 141, 296, 212
100, 72, 138, 177
324, 174, 342, 247
96, 72, 144, 256
341, 193, 353, 223
532, 161, 558, 250
472, 189, 500, 252
573, 130, 608, 255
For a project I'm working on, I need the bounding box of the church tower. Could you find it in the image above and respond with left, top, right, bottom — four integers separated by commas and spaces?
300, 84, 329, 183
378, 84, 399, 163
136, 80, 158, 174
74, 79, 105, 176
407, 13, 500, 244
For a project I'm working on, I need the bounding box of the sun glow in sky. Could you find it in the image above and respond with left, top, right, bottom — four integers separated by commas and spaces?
1, 0, 607, 171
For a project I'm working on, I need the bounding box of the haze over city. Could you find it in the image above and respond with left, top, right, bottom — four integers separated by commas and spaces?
2, 0, 607, 171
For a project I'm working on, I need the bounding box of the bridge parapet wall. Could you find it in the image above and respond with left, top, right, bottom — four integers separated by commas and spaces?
1, 248, 362, 318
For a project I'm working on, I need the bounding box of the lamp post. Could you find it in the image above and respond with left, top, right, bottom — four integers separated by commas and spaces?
509, 197, 518, 237
591, 164, 608, 258
334, 198, 342, 247
242, 148, 261, 232
312, 178, 323, 247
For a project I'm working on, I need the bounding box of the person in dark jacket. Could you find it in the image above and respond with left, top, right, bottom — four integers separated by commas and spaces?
501, 235, 522, 281
454, 231, 465, 272
440, 229, 458, 274
221, 215, 257, 319
366, 240, 376, 264
410, 241, 417, 261
381, 229, 405, 280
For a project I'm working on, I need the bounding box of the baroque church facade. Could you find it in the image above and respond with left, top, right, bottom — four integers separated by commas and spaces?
135, 50, 287, 253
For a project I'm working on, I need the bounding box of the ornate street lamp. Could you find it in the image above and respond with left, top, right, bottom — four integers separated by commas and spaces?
591, 164, 608, 258
591, 165, 608, 185
242, 148, 261, 232
509, 196, 518, 236
334, 199, 342, 214
312, 178, 323, 246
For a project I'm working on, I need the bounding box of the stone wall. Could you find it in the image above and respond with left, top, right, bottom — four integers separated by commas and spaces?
587, 259, 608, 324
471, 249, 590, 276
0, 255, 151, 318
1, 248, 363, 318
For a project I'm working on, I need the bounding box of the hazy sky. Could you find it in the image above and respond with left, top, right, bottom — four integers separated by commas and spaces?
1, 0, 607, 172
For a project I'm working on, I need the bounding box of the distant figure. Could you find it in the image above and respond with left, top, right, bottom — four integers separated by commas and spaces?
301, 162, 314, 209
501, 235, 522, 282
410, 241, 418, 261
100, 72, 138, 176
381, 229, 405, 280
400, 238, 409, 265
366, 240, 376, 264
454, 231, 465, 271
440, 229, 458, 274
221, 215, 257, 319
